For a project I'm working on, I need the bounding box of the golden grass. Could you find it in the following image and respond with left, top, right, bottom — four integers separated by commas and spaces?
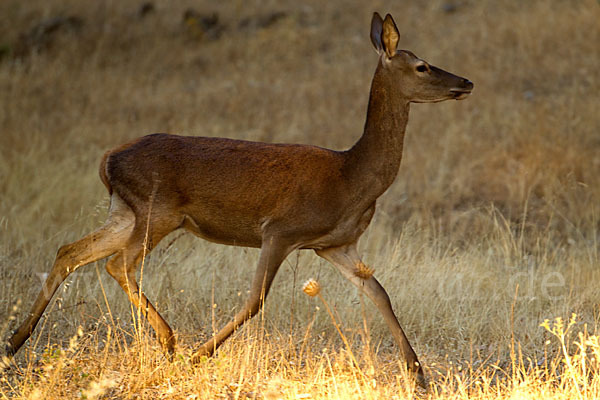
1, 0, 600, 398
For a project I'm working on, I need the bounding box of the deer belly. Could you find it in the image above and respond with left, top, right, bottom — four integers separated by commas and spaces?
181, 214, 263, 248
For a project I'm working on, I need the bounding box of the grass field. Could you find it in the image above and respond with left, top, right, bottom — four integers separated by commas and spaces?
1, 0, 599, 398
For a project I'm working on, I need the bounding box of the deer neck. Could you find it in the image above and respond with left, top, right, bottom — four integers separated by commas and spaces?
344, 63, 410, 200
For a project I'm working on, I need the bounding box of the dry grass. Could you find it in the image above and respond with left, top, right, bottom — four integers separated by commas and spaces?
1, 0, 599, 398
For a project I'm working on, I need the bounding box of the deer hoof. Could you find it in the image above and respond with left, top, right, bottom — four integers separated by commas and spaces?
191, 345, 214, 364
415, 370, 428, 390
162, 336, 176, 356
410, 361, 428, 389
4, 343, 15, 358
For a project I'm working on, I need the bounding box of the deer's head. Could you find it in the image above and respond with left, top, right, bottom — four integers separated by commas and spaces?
370, 12, 473, 103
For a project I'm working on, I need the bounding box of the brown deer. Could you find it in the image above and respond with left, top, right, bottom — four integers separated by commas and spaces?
6, 13, 472, 385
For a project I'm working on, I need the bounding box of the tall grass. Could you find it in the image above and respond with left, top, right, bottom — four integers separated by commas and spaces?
1, 0, 599, 398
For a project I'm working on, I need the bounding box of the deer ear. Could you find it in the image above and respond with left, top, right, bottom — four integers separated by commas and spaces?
382, 14, 400, 58
370, 12, 384, 54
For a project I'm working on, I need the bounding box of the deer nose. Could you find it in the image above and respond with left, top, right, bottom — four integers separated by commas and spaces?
463, 79, 474, 90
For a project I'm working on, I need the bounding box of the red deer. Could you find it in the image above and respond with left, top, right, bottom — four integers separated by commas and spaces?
7, 13, 473, 385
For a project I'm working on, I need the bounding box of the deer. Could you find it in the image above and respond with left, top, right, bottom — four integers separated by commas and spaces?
5, 13, 472, 386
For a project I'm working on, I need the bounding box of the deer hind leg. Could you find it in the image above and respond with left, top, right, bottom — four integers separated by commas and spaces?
6, 193, 135, 357
191, 237, 293, 362
315, 243, 426, 387
105, 244, 176, 355
104, 214, 182, 356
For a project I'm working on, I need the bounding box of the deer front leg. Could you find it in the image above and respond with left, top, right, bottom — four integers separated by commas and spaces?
315, 243, 426, 387
191, 237, 292, 362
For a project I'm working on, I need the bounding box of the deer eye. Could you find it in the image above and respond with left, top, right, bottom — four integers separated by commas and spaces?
416, 64, 429, 73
